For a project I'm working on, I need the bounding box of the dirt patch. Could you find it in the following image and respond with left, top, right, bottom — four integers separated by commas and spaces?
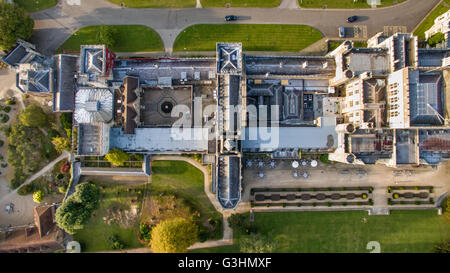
103, 204, 139, 228
140, 195, 198, 226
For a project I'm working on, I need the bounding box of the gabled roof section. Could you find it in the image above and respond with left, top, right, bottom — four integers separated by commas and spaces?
33, 205, 56, 238
26, 69, 53, 93
80, 45, 106, 75
53, 54, 78, 112
217, 43, 242, 74
2, 40, 41, 68
217, 155, 241, 209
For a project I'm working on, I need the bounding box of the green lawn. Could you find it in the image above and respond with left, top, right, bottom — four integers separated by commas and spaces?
202, 0, 281, 7
298, 0, 406, 8
174, 24, 323, 52
73, 182, 145, 252
107, 0, 196, 8
57, 25, 164, 53
193, 210, 449, 253
414, 2, 449, 40
13, 0, 58, 12
150, 160, 223, 239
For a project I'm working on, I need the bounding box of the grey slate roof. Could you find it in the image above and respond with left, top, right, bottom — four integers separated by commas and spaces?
53, 55, 78, 112
217, 156, 241, 209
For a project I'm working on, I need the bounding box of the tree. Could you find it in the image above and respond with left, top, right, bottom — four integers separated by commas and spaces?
19, 105, 48, 127
55, 182, 100, 234
239, 233, 277, 253
33, 190, 44, 203
105, 148, 129, 167
0, 3, 34, 51
150, 218, 198, 253
52, 137, 71, 153
96, 25, 115, 48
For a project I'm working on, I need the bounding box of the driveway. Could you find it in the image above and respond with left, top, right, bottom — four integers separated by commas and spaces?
29, 0, 440, 54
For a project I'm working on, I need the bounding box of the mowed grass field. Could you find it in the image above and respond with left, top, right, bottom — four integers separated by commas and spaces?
202, 0, 281, 7
107, 0, 196, 8
14, 0, 58, 12
57, 25, 164, 53
414, 1, 450, 40
192, 210, 449, 253
298, 0, 406, 8
174, 24, 323, 52
150, 160, 223, 239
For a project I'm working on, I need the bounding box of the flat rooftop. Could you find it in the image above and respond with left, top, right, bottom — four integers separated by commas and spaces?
245, 56, 336, 78
110, 127, 209, 153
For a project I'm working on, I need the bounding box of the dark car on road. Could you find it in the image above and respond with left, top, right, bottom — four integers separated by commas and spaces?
347, 16, 358, 23
225, 15, 238, 21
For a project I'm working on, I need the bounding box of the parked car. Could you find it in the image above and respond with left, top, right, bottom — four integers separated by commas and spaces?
225, 15, 238, 21
347, 16, 358, 23
339, 26, 345, 38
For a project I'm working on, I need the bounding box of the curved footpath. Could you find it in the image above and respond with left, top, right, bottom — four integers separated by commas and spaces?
30, 0, 440, 54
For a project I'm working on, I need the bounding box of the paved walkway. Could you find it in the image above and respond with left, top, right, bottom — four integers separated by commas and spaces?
0, 150, 70, 204
29, 0, 440, 54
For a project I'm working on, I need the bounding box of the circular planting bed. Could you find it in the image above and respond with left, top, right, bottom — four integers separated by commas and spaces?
418, 192, 429, 199
301, 194, 311, 201
403, 192, 414, 199
255, 194, 265, 201
316, 193, 326, 200
331, 193, 341, 200
287, 194, 296, 201
346, 193, 356, 200
271, 194, 281, 201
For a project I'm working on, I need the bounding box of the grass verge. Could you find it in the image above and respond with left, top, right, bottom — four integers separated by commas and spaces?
414, 2, 449, 40
174, 24, 323, 52
57, 25, 164, 53
202, 0, 281, 7
298, 0, 406, 9
14, 0, 58, 12
107, 0, 196, 8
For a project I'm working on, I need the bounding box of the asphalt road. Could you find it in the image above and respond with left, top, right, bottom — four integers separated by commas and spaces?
30, 0, 440, 54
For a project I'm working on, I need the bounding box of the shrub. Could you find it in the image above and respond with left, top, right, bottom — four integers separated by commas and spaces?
0, 113, 9, 123
327, 202, 332, 207
139, 222, 152, 242
60, 162, 70, 173
387, 186, 392, 193
1, 163, 7, 168
18, 184, 34, 195
0, 139, 3, 147
108, 235, 125, 250
5, 98, 15, 105
297, 203, 302, 207
33, 190, 44, 203
415, 201, 421, 205
266, 203, 270, 207
368, 187, 373, 193
56, 173, 64, 180
427, 32, 445, 47
282, 203, 286, 208
58, 185, 67, 194
105, 148, 130, 167
312, 203, 317, 207
362, 193, 368, 199
342, 202, 347, 206
393, 193, 399, 199
319, 154, 329, 163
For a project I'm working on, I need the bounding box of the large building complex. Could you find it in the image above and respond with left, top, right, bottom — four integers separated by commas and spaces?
3, 31, 450, 210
